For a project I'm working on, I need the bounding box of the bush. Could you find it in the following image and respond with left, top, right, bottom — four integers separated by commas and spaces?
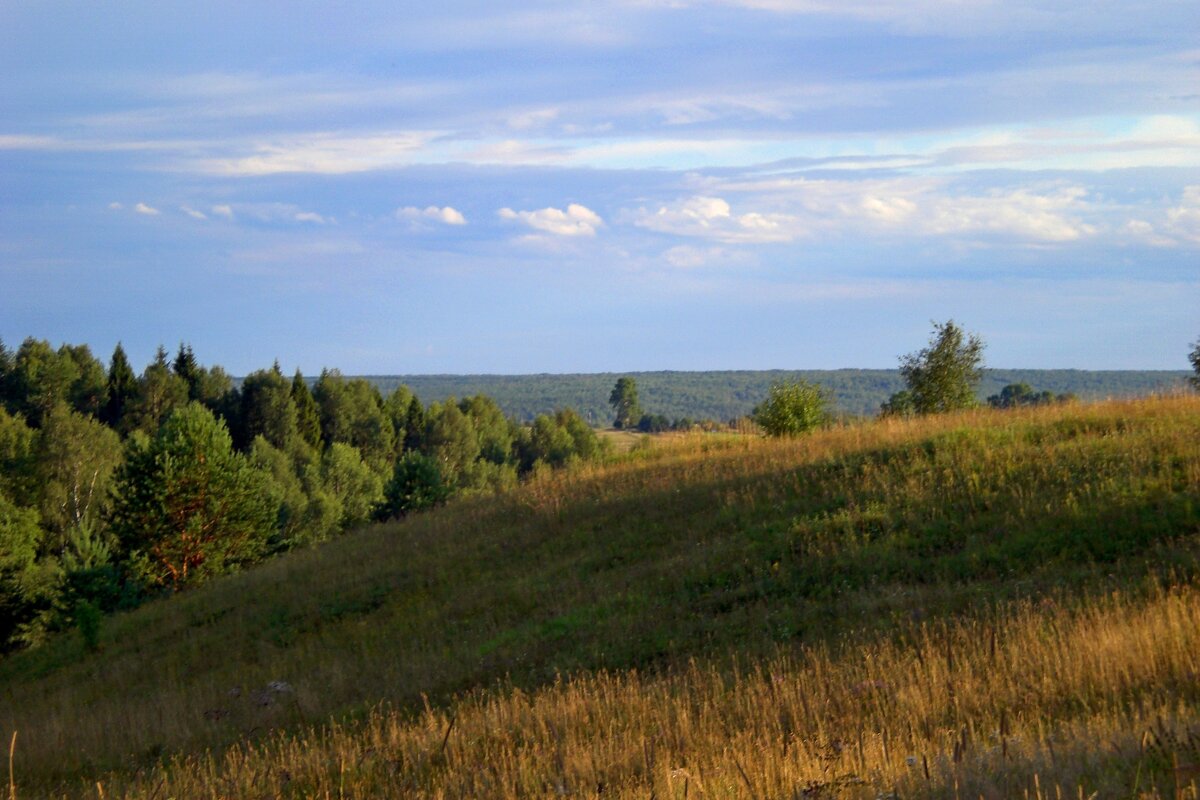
379, 452, 451, 518
753, 381, 828, 437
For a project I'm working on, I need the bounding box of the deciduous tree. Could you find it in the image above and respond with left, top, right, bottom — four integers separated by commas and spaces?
609, 377, 642, 430
898, 320, 985, 414
1190, 338, 1200, 389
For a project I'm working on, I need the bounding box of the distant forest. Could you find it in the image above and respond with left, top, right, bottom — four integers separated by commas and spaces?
363, 370, 1192, 424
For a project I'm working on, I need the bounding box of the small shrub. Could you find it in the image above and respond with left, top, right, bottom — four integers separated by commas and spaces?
753, 381, 828, 437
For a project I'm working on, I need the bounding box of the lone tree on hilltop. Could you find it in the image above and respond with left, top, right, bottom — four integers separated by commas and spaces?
754, 380, 828, 437
1190, 337, 1200, 390
609, 376, 642, 430
895, 320, 985, 415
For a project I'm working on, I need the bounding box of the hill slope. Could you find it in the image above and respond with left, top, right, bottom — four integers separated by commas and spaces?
2, 395, 1199, 797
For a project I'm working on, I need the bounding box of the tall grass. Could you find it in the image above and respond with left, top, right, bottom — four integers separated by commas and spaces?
2, 395, 1198, 796
74, 584, 1200, 798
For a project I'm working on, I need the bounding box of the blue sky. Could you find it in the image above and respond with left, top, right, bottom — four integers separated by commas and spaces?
2, 1, 1198, 374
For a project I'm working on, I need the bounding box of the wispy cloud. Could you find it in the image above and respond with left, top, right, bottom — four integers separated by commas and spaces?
134, 202, 160, 216
197, 131, 442, 176
180, 205, 207, 220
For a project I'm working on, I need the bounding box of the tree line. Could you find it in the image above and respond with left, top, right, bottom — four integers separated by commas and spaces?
746, 322, 1199, 437
0, 338, 605, 653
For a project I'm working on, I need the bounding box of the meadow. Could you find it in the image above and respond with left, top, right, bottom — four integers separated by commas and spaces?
2, 394, 1198, 798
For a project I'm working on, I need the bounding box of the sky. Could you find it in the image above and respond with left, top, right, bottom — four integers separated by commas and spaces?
1, 1, 1198, 375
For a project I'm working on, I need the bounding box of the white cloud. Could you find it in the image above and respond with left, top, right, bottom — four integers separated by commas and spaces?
107, 202, 123, 211
199, 131, 440, 176
498, 203, 604, 237
1164, 185, 1200, 244
922, 187, 1096, 242
507, 108, 559, 130
396, 205, 467, 226
180, 205, 207, 220
135, 202, 160, 216
294, 211, 326, 224
211, 204, 234, 219
631, 180, 1100, 245
662, 245, 743, 268
632, 195, 800, 243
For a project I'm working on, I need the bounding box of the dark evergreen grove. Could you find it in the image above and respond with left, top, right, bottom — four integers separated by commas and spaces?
0, 337, 607, 653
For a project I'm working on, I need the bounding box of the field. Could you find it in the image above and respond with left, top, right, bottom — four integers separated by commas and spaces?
2, 395, 1199, 797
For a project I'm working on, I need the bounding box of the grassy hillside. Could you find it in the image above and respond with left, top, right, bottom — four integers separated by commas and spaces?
2, 395, 1199, 797
364, 369, 1191, 421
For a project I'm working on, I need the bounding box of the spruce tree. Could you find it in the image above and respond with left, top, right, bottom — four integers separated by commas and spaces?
0, 338, 13, 413
404, 394, 426, 452
172, 344, 201, 401
291, 370, 322, 449
101, 343, 138, 430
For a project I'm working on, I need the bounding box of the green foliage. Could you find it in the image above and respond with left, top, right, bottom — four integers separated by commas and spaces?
459, 394, 515, 465
74, 599, 101, 652
879, 389, 915, 417
125, 347, 189, 434
1190, 338, 1200, 389
899, 320, 986, 414
609, 377, 642, 429
516, 408, 604, 471
101, 343, 138, 430
7, 338, 81, 425
171, 344, 200, 399
404, 393, 426, 451
987, 382, 1073, 409
107, 403, 275, 590
249, 436, 334, 550
235, 365, 298, 451
313, 371, 395, 470
753, 380, 828, 436
380, 451, 450, 517
0, 406, 35, 500
59, 344, 108, 420
320, 443, 385, 530
0, 490, 59, 650
636, 413, 671, 433
32, 403, 122, 548
423, 400, 481, 488
0, 338, 12, 409
291, 370, 322, 449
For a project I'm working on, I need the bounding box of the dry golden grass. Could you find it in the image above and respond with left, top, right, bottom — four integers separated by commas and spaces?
64, 583, 1200, 799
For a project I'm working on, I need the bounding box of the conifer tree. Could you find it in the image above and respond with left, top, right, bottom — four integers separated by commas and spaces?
404, 394, 426, 451
126, 346, 188, 434
0, 338, 13, 412
172, 344, 202, 401
108, 403, 274, 590
291, 370, 322, 449
101, 343, 138, 430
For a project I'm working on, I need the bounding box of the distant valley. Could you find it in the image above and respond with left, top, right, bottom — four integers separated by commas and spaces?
360, 369, 1191, 423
